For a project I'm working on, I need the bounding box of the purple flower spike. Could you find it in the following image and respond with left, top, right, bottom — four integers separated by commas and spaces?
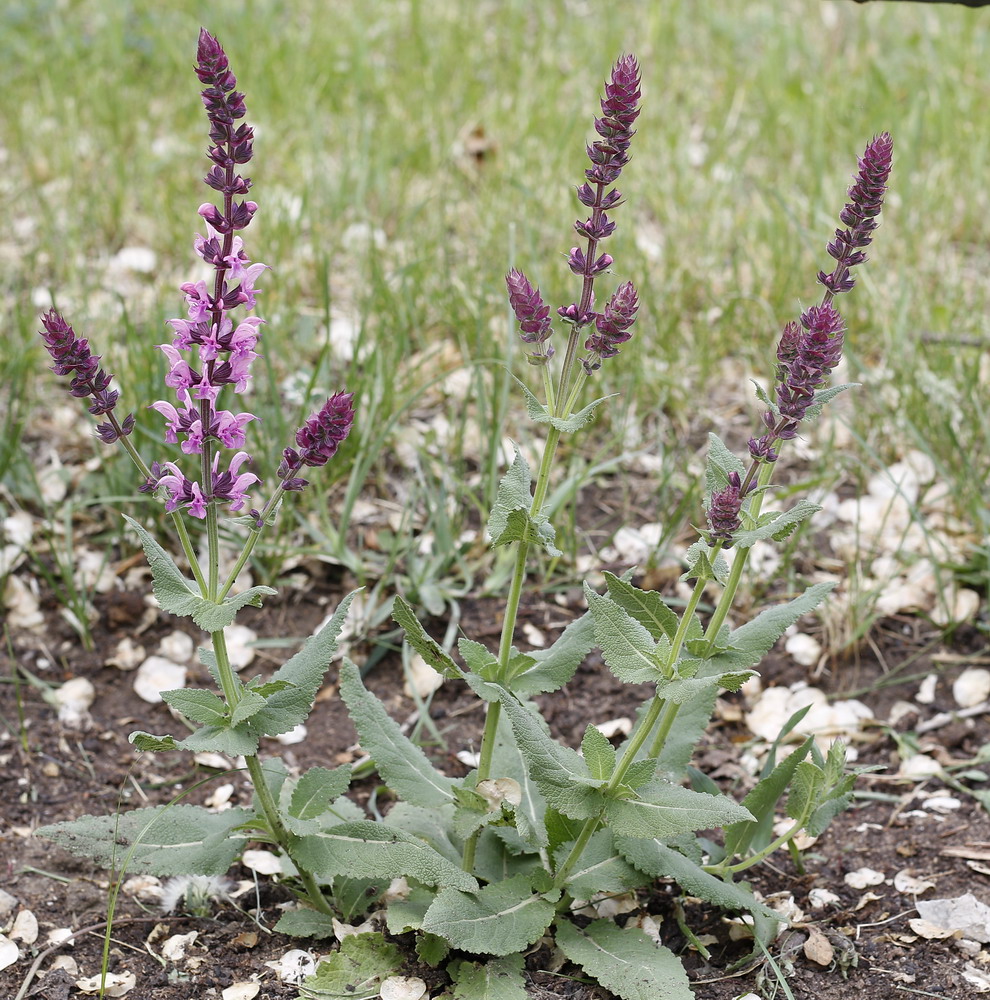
818, 133, 893, 297
38, 310, 134, 443
506, 269, 554, 362
506, 56, 641, 385
707, 471, 743, 547
583, 281, 638, 371
750, 135, 891, 467
278, 392, 355, 492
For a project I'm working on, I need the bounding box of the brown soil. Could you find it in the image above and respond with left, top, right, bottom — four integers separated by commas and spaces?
1, 570, 988, 1000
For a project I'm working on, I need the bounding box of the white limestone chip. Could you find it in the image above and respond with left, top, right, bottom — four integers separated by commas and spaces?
242, 850, 283, 875
107, 637, 146, 671
223, 624, 257, 671
222, 985, 261, 1000
380, 976, 427, 1000
808, 888, 841, 910
844, 867, 885, 889
264, 949, 316, 983
133, 656, 187, 704
916, 674, 938, 704
894, 869, 935, 895
953, 668, 990, 709
0, 935, 18, 972
10, 908, 38, 944
161, 930, 198, 962
0, 890, 17, 919
275, 724, 307, 745
75, 971, 136, 995
158, 631, 194, 664
898, 753, 942, 780
403, 654, 443, 699
784, 632, 821, 667
54, 677, 96, 730
916, 894, 990, 943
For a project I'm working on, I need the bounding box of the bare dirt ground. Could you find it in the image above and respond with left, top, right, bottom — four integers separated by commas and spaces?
0, 563, 988, 999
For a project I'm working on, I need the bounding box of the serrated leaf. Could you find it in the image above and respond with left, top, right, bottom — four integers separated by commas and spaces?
680, 539, 729, 585
581, 725, 617, 781
449, 954, 528, 1000
710, 582, 835, 672
292, 821, 477, 891
603, 573, 679, 640
604, 782, 752, 840
338, 659, 457, 808
732, 500, 821, 548
723, 737, 814, 860
807, 381, 859, 420
300, 932, 403, 999
287, 766, 354, 821
128, 731, 179, 752
653, 670, 755, 705
554, 829, 645, 899
513, 373, 615, 433
177, 723, 259, 757
243, 591, 359, 739
384, 802, 460, 864
124, 514, 279, 630
473, 828, 544, 885
508, 610, 594, 696
384, 884, 435, 934
615, 837, 780, 924
422, 875, 555, 956
555, 918, 692, 1000
496, 689, 604, 819
393, 595, 460, 677
491, 710, 548, 849
486, 445, 533, 545
37, 805, 250, 876
490, 509, 561, 557
786, 760, 822, 822
705, 433, 747, 504
190, 584, 278, 632
229, 688, 267, 727
751, 378, 780, 416
459, 637, 500, 680
275, 907, 337, 938
417, 932, 450, 967
585, 587, 661, 683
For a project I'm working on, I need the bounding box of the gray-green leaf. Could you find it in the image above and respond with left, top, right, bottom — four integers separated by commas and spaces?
291, 821, 477, 891
338, 659, 457, 808
449, 954, 528, 1000
604, 782, 752, 840
37, 805, 250, 876
300, 932, 403, 999
555, 918, 692, 1000
422, 875, 555, 956
585, 587, 661, 683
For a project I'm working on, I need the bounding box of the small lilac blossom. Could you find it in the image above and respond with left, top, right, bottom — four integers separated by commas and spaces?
706, 471, 743, 547
749, 135, 892, 465
38, 310, 135, 444
584, 281, 638, 371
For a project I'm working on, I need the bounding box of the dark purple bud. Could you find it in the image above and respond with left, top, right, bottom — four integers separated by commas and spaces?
707, 471, 743, 547
557, 300, 596, 329
583, 281, 638, 366
505, 269, 552, 345
818, 133, 892, 297
293, 392, 355, 470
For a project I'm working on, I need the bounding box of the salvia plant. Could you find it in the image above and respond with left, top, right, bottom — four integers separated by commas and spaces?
36, 29, 893, 1000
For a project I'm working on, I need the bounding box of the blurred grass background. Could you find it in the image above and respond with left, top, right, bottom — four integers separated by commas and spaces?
1, 0, 987, 638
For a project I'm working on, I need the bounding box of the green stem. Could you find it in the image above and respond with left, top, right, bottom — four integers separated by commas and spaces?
705, 815, 806, 876
217, 482, 289, 601
244, 756, 335, 916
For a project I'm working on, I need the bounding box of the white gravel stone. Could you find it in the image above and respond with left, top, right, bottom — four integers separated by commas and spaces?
953, 668, 990, 709
133, 656, 187, 704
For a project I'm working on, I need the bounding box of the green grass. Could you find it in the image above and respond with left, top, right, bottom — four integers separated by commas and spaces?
2, 0, 988, 632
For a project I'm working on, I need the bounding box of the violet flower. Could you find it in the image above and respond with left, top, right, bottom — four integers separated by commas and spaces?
149, 29, 264, 518
506, 56, 642, 382
749, 133, 892, 466
39, 310, 135, 444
